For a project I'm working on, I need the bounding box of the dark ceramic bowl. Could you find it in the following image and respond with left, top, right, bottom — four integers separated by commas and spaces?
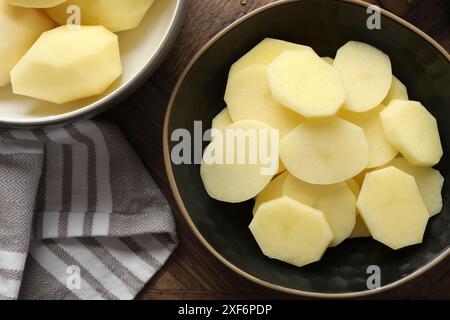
164, 0, 450, 297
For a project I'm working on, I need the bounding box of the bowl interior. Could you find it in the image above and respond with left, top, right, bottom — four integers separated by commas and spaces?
167, 0, 450, 295
0, 0, 181, 126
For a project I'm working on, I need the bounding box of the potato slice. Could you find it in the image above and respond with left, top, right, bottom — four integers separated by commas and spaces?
200, 120, 278, 203
8, 0, 66, 7
280, 118, 369, 185
350, 216, 371, 238
250, 196, 333, 267
212, 107, 233, 137
225, 65, 303, 137
334, 41, 392, 112
380, 100, 443, 166
282, 174, 356, 246
357, 166, 429, 250
340, 104, 398, 168
382, 75, 408, 105
11, 25, 122, 104
253, 172, 288, 215
268, 50, 347, 118
46, 0, 154, 32
322, 57, 334, 65
230, 38, 312, 74
390, 157, 444, 216
0, 0, 53, 86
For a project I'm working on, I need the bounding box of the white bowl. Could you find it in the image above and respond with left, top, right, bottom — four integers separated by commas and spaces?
0, 0, 185, 127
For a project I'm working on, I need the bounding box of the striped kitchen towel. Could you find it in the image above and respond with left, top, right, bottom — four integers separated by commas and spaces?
0, 120, 177, 300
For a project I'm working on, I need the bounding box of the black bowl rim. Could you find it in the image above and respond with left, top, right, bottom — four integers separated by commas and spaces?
163, 0, 450, 298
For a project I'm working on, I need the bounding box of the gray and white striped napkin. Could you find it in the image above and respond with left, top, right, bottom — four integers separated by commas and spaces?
0, 120, 177, 300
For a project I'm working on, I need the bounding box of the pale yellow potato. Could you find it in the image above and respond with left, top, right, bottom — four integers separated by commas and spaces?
350, 216, 371, 238
250, 196, 333, 267
268, 50, 347, 118
280, 118, 369, 185
322, 57, 334, 65
224, 65, 303, 137
334, 41, 392, 112
389, 157, 444, 216
230, 38, 313, 74
200, 120, 278, 203
0, 0, 53, 86
282, 174, 356, 246
253, 172, 288, 215
8, 0, 66, 7
380, 100, 443, 167
382, 75, 408, 105
11, 25, 122, 104
357, 166, 429, 250
340, 104, 398, 168
46, 0, 154, 32
211, 107, 233, 137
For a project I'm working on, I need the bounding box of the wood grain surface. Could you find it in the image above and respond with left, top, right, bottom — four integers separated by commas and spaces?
105, 0, 450, 299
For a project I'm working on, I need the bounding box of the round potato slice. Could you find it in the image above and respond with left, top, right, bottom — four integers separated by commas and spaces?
230, 38, 313, 74
380, 100, 443, 167
250, 196, 333, 267
340, 104, 398, 168
334, 41, 392, 112
357, 167, 429, 250
253, 171, 288, 215
200, 120, 278, 203
280, 118, 369, 185
225, 65, 303, 137
267, 50, 347, 118
390, 157, 444, 216
382, 75, 408, 105
282, 174, 356, 246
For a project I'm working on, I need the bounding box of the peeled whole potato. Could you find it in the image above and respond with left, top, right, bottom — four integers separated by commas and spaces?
253, 172, 288, 215
382, 75, 408, 105
340, 104, 398, 168
268, 50, 347, 118
357, 166, 429, 250
200, 120, 278, 203
0, 0, 53, 86
389, 157, 444, 216
11, 25, 122, 104
225, 65, 303, 137
334, 41, 392, 112
46, 0, 154, 32
282, 174, 356, 246
280, 118, 369, 185
211, 107, 233, 138
230, 38, 313, 74
250, 196, 333, 267
380, 100, 443, 167
8, 0, 66, 7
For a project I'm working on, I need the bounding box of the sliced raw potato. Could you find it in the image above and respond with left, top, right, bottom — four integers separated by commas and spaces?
357, 166, 429, 250
282, 174, 356, 246
334, 41, 392, 112
8, 0, 66, 7
11, 25, 122, 104
322, 57, 334, 65
225, 65, 303, 136
230, 38, 313, 74
340, 104, 398, 168
350, 216, 371, 238
380, 100, 443, 166
280, 118, 369, 185
382, 75, 408, 105
268, 50, 347, 118
390, 157, 444, 216
200, 120, 278, 203
253, 172, 288, 215
0, 0, 53, 86
250, 196, 333, 267
211, 107, 233, 138
46, 0, 154, 32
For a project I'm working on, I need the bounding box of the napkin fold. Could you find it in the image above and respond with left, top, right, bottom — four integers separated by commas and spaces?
0, 120, 177, 300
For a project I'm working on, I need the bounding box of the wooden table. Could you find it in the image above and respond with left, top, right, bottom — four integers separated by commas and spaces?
106, 0, 450, 299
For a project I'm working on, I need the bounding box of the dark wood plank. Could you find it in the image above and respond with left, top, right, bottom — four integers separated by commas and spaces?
106, 0, 450, 300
